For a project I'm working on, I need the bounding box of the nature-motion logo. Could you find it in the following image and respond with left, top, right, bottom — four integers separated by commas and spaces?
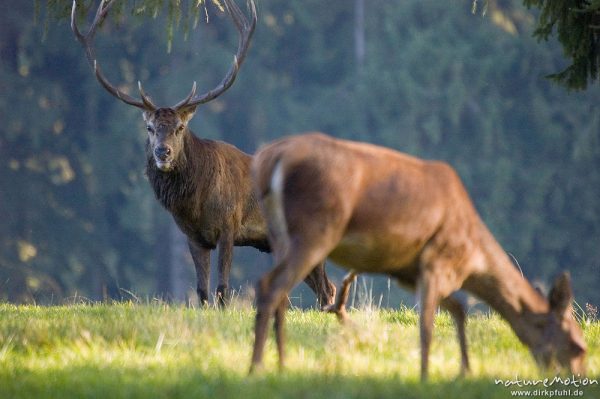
495, 375, 598, 397
494, 375, 598, 388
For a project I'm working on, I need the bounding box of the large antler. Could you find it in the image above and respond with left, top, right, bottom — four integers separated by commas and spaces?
172, 0, 257, 111
71, 0, 257, 112
71, 0, 156, 110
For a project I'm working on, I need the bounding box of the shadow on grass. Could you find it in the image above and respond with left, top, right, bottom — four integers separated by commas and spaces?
2, 365, 598, 399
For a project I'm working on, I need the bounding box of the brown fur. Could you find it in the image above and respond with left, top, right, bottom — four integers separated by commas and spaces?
250, 132, 586, 379
144, 112, 335, 306
71, 0, 335, 307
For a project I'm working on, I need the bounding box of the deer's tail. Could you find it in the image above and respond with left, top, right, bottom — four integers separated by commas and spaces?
252, 146, 290, 259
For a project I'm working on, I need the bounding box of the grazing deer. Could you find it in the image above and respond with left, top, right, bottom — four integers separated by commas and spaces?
250, 132, 586, 379
70, 0, 336, 307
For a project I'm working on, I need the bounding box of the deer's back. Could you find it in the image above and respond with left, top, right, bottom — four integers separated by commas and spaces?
254, 133, 484, 274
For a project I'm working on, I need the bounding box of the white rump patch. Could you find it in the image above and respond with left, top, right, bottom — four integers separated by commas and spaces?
265, 160, 290, 257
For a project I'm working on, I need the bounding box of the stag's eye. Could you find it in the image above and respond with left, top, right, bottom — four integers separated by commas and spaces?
146, 126, 155, 134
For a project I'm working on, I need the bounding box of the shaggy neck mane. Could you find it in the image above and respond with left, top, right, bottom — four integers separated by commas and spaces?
146, 132, 216, 211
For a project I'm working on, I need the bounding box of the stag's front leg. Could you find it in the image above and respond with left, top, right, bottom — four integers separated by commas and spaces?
303, 261, 336, 307
188, 239, 211, 306
216, 232, 234, 307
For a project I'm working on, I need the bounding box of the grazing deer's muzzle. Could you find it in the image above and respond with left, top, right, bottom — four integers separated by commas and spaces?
571, 355, 587, 376
535, 353, 587, 376
533, 327, 587, 375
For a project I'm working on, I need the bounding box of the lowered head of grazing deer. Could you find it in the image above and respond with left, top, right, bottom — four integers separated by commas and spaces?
249, 132, 586, 378
71, 1, 336, 306
526, 273, 587, 373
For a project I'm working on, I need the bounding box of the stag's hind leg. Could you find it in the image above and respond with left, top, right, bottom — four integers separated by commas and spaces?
303, 260, 336, 307
216, 232, 234, 307
323, 271, 357, 323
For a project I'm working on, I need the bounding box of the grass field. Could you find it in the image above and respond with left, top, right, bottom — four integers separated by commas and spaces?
0, 301, 598, 399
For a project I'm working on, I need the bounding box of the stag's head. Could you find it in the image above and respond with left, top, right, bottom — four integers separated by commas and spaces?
71, 0, 257, 172
136, 83, 203, 172
143, 106, 192, 172
530, 273, 586, 375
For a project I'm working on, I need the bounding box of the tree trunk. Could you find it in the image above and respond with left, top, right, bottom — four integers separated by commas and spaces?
154, 212, 171, 299
354, 0, 365, 73
169, 220, 190, 302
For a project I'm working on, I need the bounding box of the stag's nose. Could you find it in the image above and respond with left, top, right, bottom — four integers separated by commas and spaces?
154, 145, 172, 161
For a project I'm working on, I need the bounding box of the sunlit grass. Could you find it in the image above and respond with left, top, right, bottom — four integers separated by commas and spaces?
0, 302, 597, 398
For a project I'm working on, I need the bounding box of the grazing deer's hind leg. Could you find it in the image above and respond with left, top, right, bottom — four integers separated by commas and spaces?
274, 298, 288, 370
440, 295, 470, 376
250, 247, 330, 374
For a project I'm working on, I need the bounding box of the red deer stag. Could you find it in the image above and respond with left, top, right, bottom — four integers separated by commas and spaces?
71, 0, 335, 307
250, 132, 586, 379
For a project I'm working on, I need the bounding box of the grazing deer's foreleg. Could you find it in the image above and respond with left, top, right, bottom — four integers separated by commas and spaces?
323, 271, 357, 323
440, 295, 470, 376
188, 240, 211, 305
303, 261, 336, 307
418, 270, 441, 381
217, 232, 234, 307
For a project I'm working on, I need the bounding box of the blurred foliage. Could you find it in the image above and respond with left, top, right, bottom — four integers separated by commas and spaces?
523, 0, 600, 90
45, 0, 600, 89
38, 0, 224, 52
0, 0, 599, 306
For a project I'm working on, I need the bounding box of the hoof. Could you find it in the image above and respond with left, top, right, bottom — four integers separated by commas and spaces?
321, 303, 336, 312
248, 362, 264, 375
322, 304, 350, 324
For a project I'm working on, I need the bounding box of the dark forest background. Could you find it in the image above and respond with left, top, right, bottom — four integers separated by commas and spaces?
1, 0, 599, 308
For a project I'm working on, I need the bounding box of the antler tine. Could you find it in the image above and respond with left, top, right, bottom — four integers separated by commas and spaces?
137, 81, 159, 110
174, 0, 257, 111
225, 0, 249, 33
71, 0, 156, 111
172, 82, 198, 110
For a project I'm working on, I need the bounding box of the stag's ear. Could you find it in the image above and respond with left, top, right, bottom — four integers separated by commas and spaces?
548, 272, 573, 318
177, 105, 198, 126
142, 110, 152, 123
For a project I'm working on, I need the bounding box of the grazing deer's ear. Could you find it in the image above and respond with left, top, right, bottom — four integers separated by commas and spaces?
549, 272, 573, 318
534, 285, 544, 296
571, 338, 586, 356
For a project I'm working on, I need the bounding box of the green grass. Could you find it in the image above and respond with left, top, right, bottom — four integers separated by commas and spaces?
0, 302, 598, 399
